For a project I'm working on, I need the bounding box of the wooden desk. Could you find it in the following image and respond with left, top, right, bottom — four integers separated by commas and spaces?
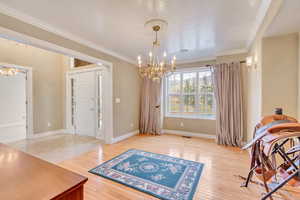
0, 143, 88, 200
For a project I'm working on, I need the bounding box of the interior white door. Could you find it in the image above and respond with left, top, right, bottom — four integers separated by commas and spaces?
73, 71, 96, 137
0, 73, 27, 143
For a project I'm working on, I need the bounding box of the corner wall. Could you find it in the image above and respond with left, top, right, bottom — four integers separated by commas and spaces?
0, 37, 64, 133
245, 33, 300, 141
0, 13, 141, 138
246, 40, 263, 141
244, 0, 283, 141
262, 33, 299, 118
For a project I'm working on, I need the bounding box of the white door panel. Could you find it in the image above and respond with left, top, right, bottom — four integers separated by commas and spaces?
73, 71, 96, 137
0, 73, 27, 143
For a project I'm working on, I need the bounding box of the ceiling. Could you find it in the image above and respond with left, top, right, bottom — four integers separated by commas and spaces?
265, 0, 300, 37
0, 0, 269, 63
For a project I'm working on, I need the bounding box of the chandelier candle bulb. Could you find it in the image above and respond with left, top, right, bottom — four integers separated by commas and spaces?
0, 67, 20, 76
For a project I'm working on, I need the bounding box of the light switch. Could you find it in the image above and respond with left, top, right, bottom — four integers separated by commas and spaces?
180, 122, 184, 127
115, 98, 121, 103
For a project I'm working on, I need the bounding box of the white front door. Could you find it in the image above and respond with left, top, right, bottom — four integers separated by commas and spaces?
0, 72, 27, 143
73, 71, 96, 137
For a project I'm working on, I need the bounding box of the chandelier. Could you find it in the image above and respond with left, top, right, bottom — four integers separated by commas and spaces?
137, 19, 176, 81
0, 67, 20, 76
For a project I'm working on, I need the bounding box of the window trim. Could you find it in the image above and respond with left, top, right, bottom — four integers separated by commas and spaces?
164, 67, 216, 120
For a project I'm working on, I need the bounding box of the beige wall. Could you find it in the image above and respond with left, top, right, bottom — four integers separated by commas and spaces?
0, 13, 141, 138
163, 54, 247, 136
112, 61, 141, 137
262, 33, 299, 118
164, 118, 216, 135
298, 32, 300, 119
0, 37, 64, 133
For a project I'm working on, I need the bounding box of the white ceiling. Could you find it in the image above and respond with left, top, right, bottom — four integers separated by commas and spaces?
0, 0, 269, 63
265, 0, 300, 37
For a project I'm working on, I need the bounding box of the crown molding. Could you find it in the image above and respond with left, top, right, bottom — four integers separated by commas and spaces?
0, 26, 112, 66
177, 48, 248, 65
176, 56, 216, 65
216, 48, 248, 57
0, 3, 136, 65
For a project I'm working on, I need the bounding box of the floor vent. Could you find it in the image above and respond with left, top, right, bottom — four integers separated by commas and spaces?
182, 136, 192, 139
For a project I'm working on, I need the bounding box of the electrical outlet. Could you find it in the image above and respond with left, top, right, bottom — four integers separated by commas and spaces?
47, 122, 51, 127
180, 122, 184, 127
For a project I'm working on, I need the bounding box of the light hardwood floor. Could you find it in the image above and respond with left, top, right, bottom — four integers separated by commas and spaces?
57, 134, 276, 200
9, 134, 103, 163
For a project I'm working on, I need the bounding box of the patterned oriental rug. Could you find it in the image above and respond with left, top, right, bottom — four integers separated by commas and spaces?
89, 149, 204, 200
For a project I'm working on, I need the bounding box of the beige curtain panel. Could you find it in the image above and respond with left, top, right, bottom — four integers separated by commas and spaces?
212, 62, 244, 147
139, 77, 162, 135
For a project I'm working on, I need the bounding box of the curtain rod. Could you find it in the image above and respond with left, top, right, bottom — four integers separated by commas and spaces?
205, 60, 246, 67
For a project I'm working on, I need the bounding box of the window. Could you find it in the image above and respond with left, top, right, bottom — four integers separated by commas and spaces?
69, 57, 93, 69
165, 68, 216, 119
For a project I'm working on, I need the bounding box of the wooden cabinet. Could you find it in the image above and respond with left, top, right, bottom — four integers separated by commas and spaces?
0, 143, 88, 200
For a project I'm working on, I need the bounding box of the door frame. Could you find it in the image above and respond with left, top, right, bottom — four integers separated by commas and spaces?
0, 63, 33, 140
65, 66, 112, 143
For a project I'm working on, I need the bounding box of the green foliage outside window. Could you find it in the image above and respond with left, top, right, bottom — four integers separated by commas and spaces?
167, 70, 215, 119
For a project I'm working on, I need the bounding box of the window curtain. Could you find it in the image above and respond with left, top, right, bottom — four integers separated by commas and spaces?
139, 77, 162, 135
212, 62, 243, 147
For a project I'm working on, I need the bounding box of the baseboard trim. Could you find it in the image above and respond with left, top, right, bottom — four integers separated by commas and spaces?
0, 122, 25, 128
29, 129, 66, 139
111, 130, 139, 144
2, 136, 27, 144
163, 129, 216, 140
64, 128, 75, 134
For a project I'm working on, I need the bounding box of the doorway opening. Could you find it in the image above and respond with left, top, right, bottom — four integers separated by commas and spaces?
66, 67, 109, 141
0, 27, 113, 144
0, 63, 33, 143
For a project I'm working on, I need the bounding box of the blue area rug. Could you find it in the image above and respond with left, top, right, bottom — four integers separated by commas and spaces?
89, 149, 204, 200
